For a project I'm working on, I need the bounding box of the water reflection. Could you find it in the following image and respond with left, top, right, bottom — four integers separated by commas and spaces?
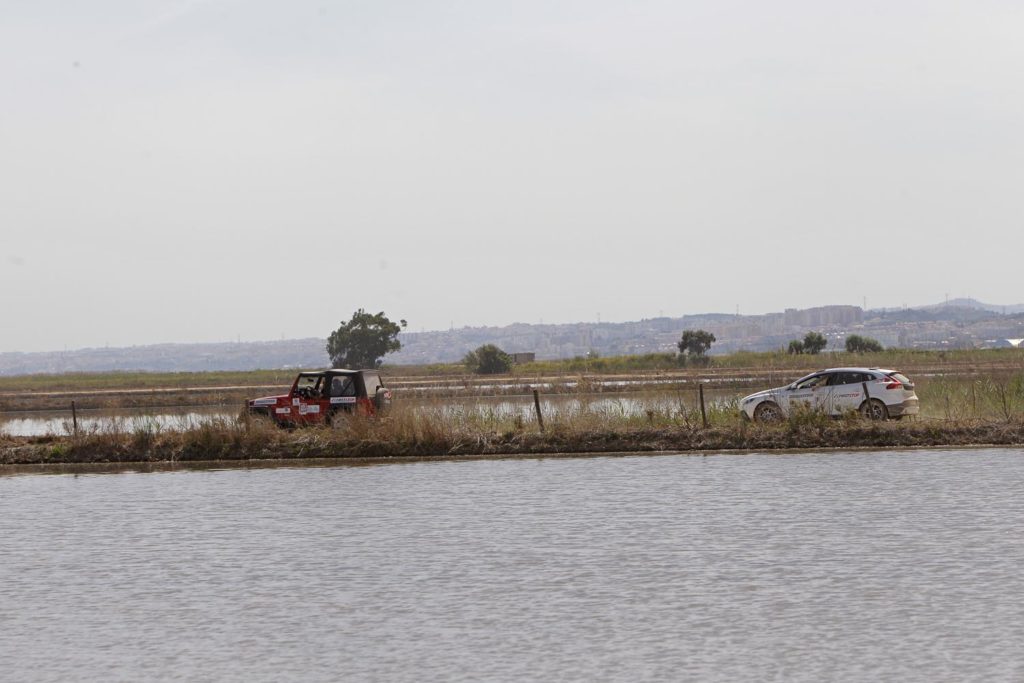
1, 391, 741, 437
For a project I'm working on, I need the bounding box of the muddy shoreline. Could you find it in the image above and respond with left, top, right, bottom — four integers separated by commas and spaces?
4, 421, 1023, 467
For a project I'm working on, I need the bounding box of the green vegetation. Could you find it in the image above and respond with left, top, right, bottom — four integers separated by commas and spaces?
463, 344, 513, 375
4, 389, 1024, 466
326, 309, 406, 369
5, 363, 1024, 466
677, 330, 716, 364
788, 332, 828, 355
845, 334, 884, 353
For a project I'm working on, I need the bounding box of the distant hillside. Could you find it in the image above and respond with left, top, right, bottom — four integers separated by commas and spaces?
0, 339, 328, 376
875, 299, 1024, 316
3, 302, 1023, 376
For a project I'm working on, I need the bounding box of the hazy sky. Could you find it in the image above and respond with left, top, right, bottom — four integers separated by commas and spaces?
3, 0, 1023, 352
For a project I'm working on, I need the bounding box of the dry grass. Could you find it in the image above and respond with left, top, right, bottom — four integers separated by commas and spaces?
4, 364, 1024, 467
3, 386, 1023, 466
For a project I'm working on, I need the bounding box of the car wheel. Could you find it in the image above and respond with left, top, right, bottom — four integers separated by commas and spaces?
754, 401, 783, 423
860, 399, 889, 421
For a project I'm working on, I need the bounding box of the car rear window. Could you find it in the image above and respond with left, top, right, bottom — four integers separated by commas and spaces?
363, 372, 383, 394
890, 372, 913, 385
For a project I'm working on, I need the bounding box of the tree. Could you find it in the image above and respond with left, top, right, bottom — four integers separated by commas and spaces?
802, 332, 828, 355
787, 339, 805, 355
464, 344, 512, 374
327, 309, 406, 368
845, 334, 883, 353
677, 330, 716, 359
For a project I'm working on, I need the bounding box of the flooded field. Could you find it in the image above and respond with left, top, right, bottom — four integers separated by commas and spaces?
2, 448, 1023, 681
0, 390, 742, 437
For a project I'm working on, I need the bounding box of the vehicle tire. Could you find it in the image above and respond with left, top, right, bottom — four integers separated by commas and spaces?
860, 399, 889, 421
753, 401, 783, 423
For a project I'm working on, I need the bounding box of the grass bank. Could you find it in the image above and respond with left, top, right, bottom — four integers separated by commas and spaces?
3, 402, 1023, 466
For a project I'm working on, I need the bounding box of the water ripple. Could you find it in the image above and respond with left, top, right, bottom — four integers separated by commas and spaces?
2, 449, 1023, 681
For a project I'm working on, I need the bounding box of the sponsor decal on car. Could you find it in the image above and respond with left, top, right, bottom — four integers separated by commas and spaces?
330, 397, 358, 404
299, 404, 321, 415
275, 407, 291, 415
252, 398, 278, 406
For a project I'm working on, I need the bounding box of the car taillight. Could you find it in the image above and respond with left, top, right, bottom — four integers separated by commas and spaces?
884, 375, 903, 390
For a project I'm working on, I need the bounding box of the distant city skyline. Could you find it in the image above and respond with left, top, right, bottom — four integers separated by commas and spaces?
4, 299, 1023, 371
3, 294, 1024, 354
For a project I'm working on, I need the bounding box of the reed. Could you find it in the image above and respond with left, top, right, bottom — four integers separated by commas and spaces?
4, 384, 1023, 466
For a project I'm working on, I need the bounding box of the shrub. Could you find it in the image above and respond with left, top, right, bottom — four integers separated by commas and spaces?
845, 334, 883, 353
464, 344, 513, 374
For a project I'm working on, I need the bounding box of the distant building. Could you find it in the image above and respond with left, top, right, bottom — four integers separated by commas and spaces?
509, 352, 536, 364
784, 305, 863, 327
989, 339, 1024, 349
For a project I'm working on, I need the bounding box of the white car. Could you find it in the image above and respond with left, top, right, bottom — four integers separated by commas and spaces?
740, 367, 919, 422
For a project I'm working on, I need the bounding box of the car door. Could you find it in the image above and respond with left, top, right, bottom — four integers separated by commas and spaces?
813, 372, 839, 414
785, 375, 815, 412
786, 373, 834, 414
296, 374, 328, 423
831, 372, 870, 414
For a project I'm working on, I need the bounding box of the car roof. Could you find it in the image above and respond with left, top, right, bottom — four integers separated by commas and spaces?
816, 367, 897, 374
298, 368, 371, 377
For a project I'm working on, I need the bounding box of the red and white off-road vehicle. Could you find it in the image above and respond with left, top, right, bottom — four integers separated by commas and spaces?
247, 369, 392, 427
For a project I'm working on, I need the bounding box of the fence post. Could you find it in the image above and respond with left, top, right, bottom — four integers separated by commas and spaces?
533, 388, 545, 432
699, 384, 708, 429
71, 400, 78, 436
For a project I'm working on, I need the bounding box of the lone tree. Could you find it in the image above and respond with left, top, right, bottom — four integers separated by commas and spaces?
845, 334, 883, 353
788, 332, 828, 355
464, 344, 512, 375
802, 332, 827, 354
327, 309, 406, 368
677, 329, 716, 364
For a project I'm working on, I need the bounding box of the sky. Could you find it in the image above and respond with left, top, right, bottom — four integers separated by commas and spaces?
2, 0, 1023, 352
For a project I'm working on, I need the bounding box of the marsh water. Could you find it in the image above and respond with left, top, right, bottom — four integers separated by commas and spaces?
2, 448, 1023, 681
0, 390, 739, 437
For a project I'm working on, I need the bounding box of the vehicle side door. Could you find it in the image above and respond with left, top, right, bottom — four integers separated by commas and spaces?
787, 373, 837, 414
787, 373, 824, 412
296, 374, 328, 423
831, 371, 872, 414
813, 372, 839, 413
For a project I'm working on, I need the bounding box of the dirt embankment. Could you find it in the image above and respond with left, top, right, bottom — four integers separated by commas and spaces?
4, 420, 1023, 467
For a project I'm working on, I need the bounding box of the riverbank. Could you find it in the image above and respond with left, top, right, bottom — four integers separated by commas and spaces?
3, 418, 1023, 466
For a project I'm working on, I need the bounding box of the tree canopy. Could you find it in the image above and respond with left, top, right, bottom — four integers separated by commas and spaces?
789, 331, 828, 355
326, 309, 406, 368
464, 344, 512, 375
677, 329, 716, 357
845, 334, 883, 353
